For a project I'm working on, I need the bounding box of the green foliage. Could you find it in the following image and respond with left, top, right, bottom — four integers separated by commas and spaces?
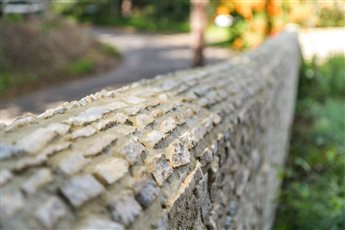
0, 72, 12, 93
0, 72, 39, 94
100, 44, 121, 58
2, 13, 24, 23
275, 56, 345, 230
318, 5, 345, 27
53, 0, 190, 33
67, 58, 95, 76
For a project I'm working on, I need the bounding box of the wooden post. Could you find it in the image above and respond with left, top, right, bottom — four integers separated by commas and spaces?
191, 0, 208, 67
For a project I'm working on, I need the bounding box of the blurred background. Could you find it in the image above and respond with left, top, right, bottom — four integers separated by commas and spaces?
0, 1, 344, 229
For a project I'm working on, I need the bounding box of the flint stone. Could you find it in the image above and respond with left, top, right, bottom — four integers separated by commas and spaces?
0, 169, 13, 186
59, 152, 88, 175
40, 142, 71, 157
5, 115, 37, 132
93, 158, 128, 185
135, 180, 159, 208
198, 147, 213, 167
35, 196, 66, 228
60, 174, 104, 207
115, 125, 137, 135
159, 117, 177, 133
17, 123, 70, 154
105, 101, 127, 111
108, 193, 142, 226
65, 106, 110, 125
82, 134, 117, 156
70, 127, 96, 140
133, 114, 154, 129
123, 96, 146, 105
146, 153, 173, 186
167, 140, 190, 168
116, 139, 144, 164
0, 143, 24, 160
0, 191, 24, 219
79, 218, 124, 230
21, 168, 53, 194
141, 131, 166, 148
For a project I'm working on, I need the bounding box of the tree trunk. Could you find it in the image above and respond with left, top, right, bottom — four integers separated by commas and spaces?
191, 0, 208, 67
121, 0, 132, 18
265, 0, 273, 36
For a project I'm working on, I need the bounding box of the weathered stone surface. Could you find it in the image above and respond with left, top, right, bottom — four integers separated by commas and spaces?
141, 130, 166, 148
115, 139, 144, 164
146, 153, 173, 186
5, 115, 37, 132
35, 196, 66, 228
105, 101, 127, 111
123, 96, 146, 105
0, 191, 24, 219
159, 117, 177, 133
108, 192, 142, 226
15, 154, 47, 171
198, 147, 213, 167
60, 174, 104, 207
124, 105, 144, 115
0, 32, 300, 230
16, 123, 70, 154
82, 134, 117, 156
37, 106, 66, 119
21, 168, 53, 194
113, 113, 129, 124
59, 152, 89, 175
79, 217, 124, 230
40, 142, 71, 157
93, 158, 128, 185
0, 169, 13, 186
65, 106, 110, 125
166, 140, 191, 168
135, 180, 159, 208
69, 127, 96, 140
0, 143, 23, 160
132, 114, 154, 129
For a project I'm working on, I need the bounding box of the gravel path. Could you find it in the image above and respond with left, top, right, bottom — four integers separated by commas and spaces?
1, 28, 232, 123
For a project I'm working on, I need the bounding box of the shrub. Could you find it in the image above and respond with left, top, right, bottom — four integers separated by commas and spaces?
275, 55, 345, 230
67, 58, 95, 76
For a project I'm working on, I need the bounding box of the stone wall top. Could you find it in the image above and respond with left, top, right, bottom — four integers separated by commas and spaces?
0, 32, 300, 230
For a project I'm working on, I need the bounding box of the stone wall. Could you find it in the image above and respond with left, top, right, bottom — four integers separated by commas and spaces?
0, 32, 300, 230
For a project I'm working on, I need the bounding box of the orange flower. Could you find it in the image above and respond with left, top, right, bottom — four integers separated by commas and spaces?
233, 38, 244, 50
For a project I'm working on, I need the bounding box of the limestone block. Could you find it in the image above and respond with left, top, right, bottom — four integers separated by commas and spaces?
82, 134, 117, 156
141, 130, 166, 148
79, 218, 124, 230
108, 192, 142, 226
115, 139, 144, 164
60, 174, 104, 207
166, 140, 191, 168
35, 196, 66, 228
0, 191, 24, 219
59, 152, 89, 175
0, 169, 13, 186
69, 127, 96, 140
93, 158, 128, 185
146, 153, 173, 186
21, 168, 53, 194
135, 180, 159, 208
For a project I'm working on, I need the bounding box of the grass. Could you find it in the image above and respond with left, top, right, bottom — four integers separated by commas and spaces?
100, 44, 121, 58
67, 58, 95, 76
274, 55, 345, 230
